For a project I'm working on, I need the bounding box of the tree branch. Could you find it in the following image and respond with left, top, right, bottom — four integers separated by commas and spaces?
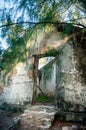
0, 21, 86, 29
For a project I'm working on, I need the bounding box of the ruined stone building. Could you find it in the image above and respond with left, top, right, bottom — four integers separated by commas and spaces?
0, 24, 86, 117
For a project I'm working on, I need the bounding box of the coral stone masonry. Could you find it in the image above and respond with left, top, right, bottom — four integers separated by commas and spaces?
3, 62, 33, 105
56, 41, 86, 113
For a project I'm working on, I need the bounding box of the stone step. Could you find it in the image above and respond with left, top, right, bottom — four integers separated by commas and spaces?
16, 105, 56, 130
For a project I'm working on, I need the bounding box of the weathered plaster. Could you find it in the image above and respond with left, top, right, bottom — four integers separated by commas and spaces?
3, 62, 33, 105
56, 41, 86, 112
0, 25, 86, 110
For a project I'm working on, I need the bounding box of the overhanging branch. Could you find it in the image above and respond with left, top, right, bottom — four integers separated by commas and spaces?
0, 21, 86, 29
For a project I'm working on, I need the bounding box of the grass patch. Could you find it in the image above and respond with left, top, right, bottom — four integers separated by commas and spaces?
35, 95, 55, 105
35, 95, 48, 102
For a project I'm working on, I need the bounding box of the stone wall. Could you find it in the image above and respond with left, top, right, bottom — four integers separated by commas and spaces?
3, 62, 33, 105
40, 61, 56, 97
0, 25, 85, 110
56, 40, 86, 112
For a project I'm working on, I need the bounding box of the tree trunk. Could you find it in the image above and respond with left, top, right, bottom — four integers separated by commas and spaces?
32, 55, 39, 104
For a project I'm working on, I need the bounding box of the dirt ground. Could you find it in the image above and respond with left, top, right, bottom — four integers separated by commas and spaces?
0, 102, 86, 130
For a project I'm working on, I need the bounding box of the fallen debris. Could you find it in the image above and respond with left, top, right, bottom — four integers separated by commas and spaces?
14, 105, 56, 130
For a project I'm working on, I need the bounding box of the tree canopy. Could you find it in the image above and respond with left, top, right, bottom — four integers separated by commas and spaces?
0, 0, 86, 73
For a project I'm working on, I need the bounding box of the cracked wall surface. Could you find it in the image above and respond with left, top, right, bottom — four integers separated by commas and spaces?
56, 40, 86, 112
2, 62, 33, 105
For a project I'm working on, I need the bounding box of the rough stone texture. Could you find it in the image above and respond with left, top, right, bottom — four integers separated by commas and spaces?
0, 27, 69, 105
0, 26, 85, 111
56, 41, 86, 113
14, 105, 56, 130
3, 62, 33, 105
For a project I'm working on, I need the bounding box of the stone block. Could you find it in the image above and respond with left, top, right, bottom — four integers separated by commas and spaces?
62, 126, 72, 130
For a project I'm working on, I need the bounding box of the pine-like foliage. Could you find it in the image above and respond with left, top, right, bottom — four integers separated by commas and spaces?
0, 0, 86, 73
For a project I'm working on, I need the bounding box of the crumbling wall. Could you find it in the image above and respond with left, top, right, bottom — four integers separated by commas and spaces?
3, 62, 33, 105
56, 40, 86, 113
